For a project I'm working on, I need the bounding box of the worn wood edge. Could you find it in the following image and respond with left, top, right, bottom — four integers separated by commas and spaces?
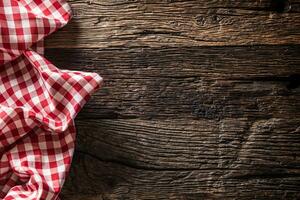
46, 46, 300, 120
46, 0, 300, 48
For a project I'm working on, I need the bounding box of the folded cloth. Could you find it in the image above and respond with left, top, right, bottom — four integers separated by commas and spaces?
0, 0, 102, 199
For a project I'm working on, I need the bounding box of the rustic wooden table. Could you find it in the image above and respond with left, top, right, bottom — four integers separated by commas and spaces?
46, 0, 300, 199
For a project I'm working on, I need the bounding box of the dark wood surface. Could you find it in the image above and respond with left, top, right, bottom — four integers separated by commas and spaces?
45, 0, 300, 199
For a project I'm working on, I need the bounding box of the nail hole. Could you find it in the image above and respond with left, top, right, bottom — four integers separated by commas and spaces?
270, 0, 291, 13
286, 74, 300, 90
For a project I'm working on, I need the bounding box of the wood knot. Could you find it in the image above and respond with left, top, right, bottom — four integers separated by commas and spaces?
270, 0, 291, 13
195, 16, 205, 26
195, 15, 224, 26
94, 17, 102, 25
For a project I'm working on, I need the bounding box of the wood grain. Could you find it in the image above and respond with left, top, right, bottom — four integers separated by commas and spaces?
59, 118, 300, 199
43, 0, 300, 199
45, 45, 300, 199
46, 0, 300, 48
74, 118, 300, 169
45, 46, 300, 120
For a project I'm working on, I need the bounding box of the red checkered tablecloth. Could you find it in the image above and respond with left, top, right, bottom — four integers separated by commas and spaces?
0, 0, 102, 199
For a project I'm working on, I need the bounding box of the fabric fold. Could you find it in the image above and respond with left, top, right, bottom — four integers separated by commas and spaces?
0, 0, 71, 65
0, 0, 102, 199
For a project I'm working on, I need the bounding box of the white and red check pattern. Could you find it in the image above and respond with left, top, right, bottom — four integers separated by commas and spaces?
0, 0, 102, 199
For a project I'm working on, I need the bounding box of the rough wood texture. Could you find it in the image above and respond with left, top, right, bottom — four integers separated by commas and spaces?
44, 0, 300, 199
46, 0, 300, 48
59, 119, 300, 200
46, 46, 300, 120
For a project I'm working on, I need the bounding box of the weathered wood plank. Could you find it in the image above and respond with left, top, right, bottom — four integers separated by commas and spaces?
69, 0, 300, 16
61, 156, 300, 199
46, 0, 300, 48
45, 46, 300, 119
60, 118, 300, 199
74, 118, 300, 169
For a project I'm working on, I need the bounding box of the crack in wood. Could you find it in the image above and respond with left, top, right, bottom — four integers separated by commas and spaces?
76, 150, 207, 171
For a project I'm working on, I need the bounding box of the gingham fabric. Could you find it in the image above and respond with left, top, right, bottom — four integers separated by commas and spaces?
0, 0, 102, 199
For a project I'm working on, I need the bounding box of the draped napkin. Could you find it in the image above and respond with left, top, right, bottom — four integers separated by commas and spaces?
0, 0, 102, 199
